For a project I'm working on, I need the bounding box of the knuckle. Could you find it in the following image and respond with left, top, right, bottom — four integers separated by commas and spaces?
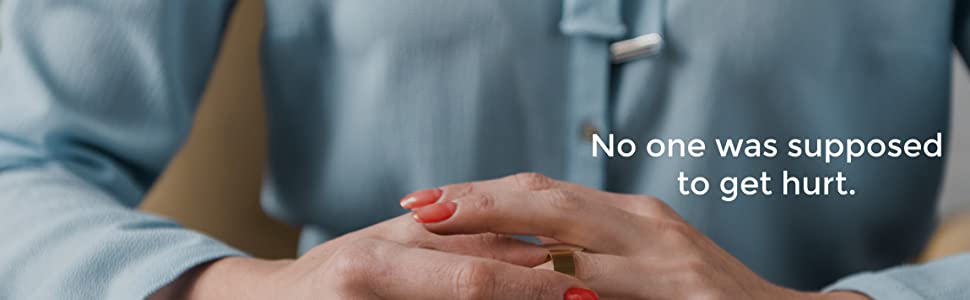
635, 194, 664, 209
544, 189, 582, 212
327, 241, 382, 287
654, 204, 683, 222
632, 194, 661, 203
453, 261, 496, 300
512, 172, 555, 190
658, 220, 694, 239
653, 220, 698, 249
682, 257, 709, 275
444, 182, 476, 198
680, 273, 707, 292
677, 257, 713, 289
466, 192, 497, 214
333, 239, 401, 290
631, 194, 676, 215
626, 195, 657, 215
381, 215, 428, 245
539, 190, 588, 240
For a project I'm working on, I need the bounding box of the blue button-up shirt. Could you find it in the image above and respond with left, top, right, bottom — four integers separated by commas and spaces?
1, 0, 968, 299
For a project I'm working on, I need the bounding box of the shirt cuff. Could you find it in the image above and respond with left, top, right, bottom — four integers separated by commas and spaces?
824, 271, 925, 300
133, 239, 247, 299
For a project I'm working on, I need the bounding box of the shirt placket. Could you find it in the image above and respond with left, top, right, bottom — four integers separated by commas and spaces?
560, 0, 665, 189
559, 0, 625, 189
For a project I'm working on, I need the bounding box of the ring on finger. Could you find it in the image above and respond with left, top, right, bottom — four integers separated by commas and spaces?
544, 244, 583, 276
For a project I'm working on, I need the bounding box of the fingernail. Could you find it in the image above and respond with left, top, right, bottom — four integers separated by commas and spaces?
411, 201, 457, 223
400, 188, 442, 209
563, 288, 598, 300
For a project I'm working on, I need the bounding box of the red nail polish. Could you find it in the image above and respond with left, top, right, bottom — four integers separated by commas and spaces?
400, 188, 442, 209
563, 288, 598, 300
412, 201, 457, 223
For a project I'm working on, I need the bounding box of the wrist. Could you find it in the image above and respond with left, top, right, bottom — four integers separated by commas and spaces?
770, 284, 870, 300
818, 291, 872, 300
178, 256, 292, 300
786, 290, 871, 300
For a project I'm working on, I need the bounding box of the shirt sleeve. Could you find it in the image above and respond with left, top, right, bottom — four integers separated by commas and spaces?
822, 3, 970, 299
824, 253, 970, 299
0, 1, 245, 299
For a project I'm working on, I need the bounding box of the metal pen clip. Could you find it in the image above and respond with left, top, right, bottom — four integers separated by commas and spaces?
610, 33, 664, 63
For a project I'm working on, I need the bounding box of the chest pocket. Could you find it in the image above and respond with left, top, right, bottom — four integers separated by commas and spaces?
328, 1, 511, 55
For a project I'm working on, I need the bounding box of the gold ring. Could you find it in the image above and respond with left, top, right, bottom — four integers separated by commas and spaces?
548, 249, 576, 276
543, 244, 582, 276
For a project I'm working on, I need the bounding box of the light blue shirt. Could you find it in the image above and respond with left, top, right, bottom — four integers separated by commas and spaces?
2, 0, 969, 299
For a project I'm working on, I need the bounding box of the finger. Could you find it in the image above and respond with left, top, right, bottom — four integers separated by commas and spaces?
417, 189, 647, 254
439, 173, 682, 220
418, 233, 550, 267
535, 251, 685, 299
350, 239, 596, 300
378, 214, 551, 267
559, 183, 683, 220
569, 252, 656, 300
320, 214, 549, 267
437, 173, 561, 204
574, 253, 723, 300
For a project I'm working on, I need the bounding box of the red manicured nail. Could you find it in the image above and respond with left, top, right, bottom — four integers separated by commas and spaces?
563, 288, 598, 300
412, 201, 457, 223
400, 188, 442, 209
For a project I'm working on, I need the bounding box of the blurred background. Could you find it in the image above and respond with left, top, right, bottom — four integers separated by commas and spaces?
1, 0, 968, 260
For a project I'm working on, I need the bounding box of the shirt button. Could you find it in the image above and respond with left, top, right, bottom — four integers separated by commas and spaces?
581, 121, 599, 142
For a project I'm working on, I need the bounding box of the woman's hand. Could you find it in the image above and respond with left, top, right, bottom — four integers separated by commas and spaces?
403, 173, 870, 300
163, 212, 598, 299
